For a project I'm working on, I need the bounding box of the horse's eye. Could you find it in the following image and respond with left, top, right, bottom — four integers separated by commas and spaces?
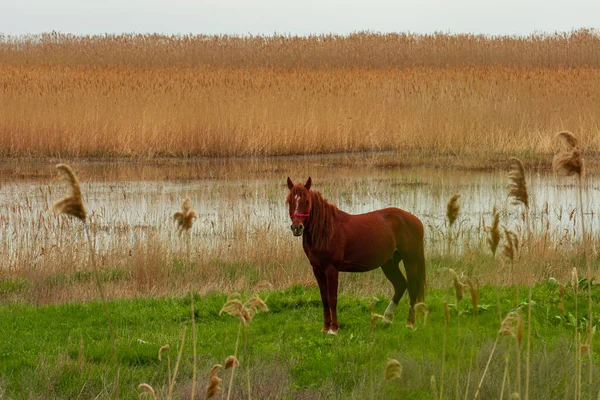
305, 200, 309, 204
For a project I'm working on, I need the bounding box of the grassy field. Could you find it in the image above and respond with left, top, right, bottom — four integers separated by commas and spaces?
1, 284, 599, 399
2, 29, 600, 399
1, 31, 600, 161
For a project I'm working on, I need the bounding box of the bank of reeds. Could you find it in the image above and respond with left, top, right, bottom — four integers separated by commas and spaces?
1, 32, 600, 159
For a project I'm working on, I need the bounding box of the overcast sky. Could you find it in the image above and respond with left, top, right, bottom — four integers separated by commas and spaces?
2, 0, 599, 36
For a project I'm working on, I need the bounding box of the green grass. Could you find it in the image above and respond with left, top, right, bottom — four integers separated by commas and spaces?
1, 283, 599, 399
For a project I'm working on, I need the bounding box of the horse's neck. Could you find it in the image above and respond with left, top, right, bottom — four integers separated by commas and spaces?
304, 193, 338, 248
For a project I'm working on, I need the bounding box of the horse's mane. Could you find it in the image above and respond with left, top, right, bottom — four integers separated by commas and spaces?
307, 190, 338, 249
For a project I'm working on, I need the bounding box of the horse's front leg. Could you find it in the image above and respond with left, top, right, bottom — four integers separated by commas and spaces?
311, 264, 331, 332
325, 265, 339, 335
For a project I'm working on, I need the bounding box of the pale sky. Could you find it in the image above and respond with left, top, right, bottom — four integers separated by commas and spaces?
2, 0, 599, 36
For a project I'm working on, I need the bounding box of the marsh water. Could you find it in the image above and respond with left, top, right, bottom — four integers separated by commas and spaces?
0, 153, 597, 271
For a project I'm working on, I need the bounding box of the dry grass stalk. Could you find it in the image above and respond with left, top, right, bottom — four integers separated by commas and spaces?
191, 291, 197, 400
168, 326, 187, 399
507, 158, 529, 208
441, 301, 450, 399
486, 207, 501, 257
572, 267, 579, 294
448, 269, 464, 303
173, 197, 197, 235
385, 359, 403, 381
137, 383, 157, 400
52, 164, 87, 221
446, 194, 461, 226
465, 277, 480, 313
558, 283, 566, 316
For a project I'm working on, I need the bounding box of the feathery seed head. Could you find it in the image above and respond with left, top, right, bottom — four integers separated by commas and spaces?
385, 359, 403, 381
52, 164, 87, 221
553, 131, 583, 177
446, 193, 461, 226
219, 299, 249, 323
158, 344, 170, 361
499, 312, 518, 337
210, 364, 222, 378
507, 158, 529, 208
206, 372, 222, 398
225, 355, 239, 369
572, 267, 579, 294
138, 383, 157, 400
173, 197, 197, 235
516, 311, 524, 346
487, 206, 501, 256
245, 296, 269, 313
502, 228, 518, 262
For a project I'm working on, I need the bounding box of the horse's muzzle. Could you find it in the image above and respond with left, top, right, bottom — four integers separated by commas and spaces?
291, 224, 304, 236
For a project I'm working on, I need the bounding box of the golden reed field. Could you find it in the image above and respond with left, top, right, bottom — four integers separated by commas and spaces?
1, 30, 600, 161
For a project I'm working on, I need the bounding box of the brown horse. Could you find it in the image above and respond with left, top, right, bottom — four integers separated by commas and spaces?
286, 177, 426, 335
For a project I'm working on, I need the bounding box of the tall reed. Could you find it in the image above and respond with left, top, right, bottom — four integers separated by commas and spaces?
553, 131, 592, 399
52, 164, 119, 399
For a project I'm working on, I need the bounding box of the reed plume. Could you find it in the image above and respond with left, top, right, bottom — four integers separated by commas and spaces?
52, 164, 87, 221
173, 197, 197, 235
507, 158, 529, 208
51, 163, 119, 399
502, 228, 519, 262
137, 383, 157, 400
158, 344, 170, 361
553, 131, 583, 177
158, 344, 172, 391
385, 359, 403, 381
207, 364, 223, 398
486, 206, 501, 257
446, 194, 461, 226
225, 356, 239, 369
446, 193, 461, 255
554, 131, 593, 397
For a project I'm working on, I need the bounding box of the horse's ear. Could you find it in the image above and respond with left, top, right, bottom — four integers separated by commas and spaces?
305, 177, 312, 190
287, 177, 294, 190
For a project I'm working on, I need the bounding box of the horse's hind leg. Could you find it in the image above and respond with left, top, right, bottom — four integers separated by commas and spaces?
381, 252, 407, 322
404, 253, 425, 328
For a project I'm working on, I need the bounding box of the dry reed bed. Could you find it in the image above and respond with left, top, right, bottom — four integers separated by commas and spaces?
2, 30, 600, 67
1, 64, 600, 158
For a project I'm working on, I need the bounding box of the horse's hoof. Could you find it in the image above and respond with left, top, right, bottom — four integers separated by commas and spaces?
406, 321, 415, 329
382, 317, 392, 324
327, 329, 338, 336
321, 327, 330, 333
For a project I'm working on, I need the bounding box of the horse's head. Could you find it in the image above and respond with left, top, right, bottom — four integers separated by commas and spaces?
286, 177, 312, 236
